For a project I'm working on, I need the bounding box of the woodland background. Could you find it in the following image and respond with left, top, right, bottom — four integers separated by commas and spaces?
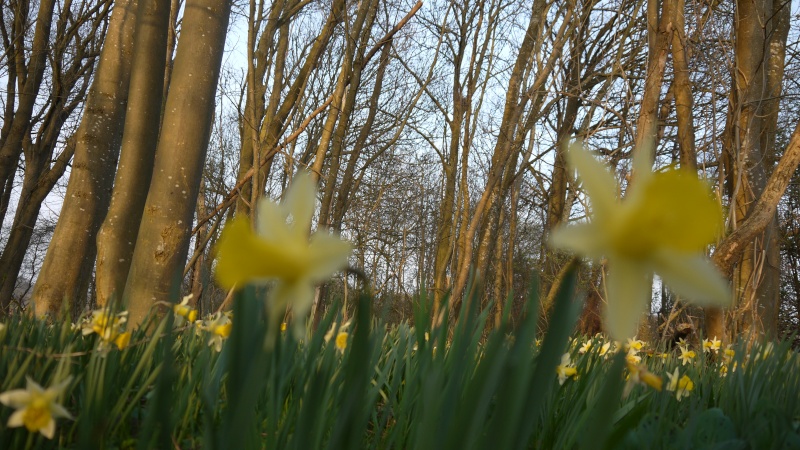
1, 0, 799, 343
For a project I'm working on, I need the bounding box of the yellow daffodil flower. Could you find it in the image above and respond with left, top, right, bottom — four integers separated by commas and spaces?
723, 345, 735, 364
578, 340, 592, 354
0, 376, 73, 439
556, 353, 578, 385
626, 349, 642, 364
324, 319, 352, 343
81, 309, 131, 352
214, 171, 352, 338
626, 337, 646, 352
204, 312, 232, 352
549, 143, 731, 341
335, 332, 349, 352
624, 362, 663, 397
666, 368, 694, 401
702, 336, 721, 353
173, 294, 198, 328
599, 341, 612, 357
679, 346, 696, 365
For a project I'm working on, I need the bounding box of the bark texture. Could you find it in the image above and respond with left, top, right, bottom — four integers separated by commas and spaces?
123, 0, 231, 326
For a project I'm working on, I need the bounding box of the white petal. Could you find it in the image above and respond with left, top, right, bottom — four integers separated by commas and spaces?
50, 402, 73, 420
25, 377, 45, 394
306, 233, 352, 281
566, 143, 618, 219
256, 198, 290, 242
283, 171, 316, 235
605, 259, 651, 341
652, 251, 731, 307
7, 409, 25, 427
0, 389, 31, 408
548, 222, 605, 259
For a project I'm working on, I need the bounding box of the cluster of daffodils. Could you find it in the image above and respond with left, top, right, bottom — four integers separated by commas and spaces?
549, 142, 731, 341
215, 171, 352, 344
561, 334, 707, 402
79, 309, 131, 353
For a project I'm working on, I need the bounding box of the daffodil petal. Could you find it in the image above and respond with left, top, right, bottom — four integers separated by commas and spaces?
605, 260, 650, 341
25, 377, 44, 394
306, 233, 352, 281
283, 171, 316, 239
566, 143, 618, 219
0, 389, 31, 408
215, 218, 306, 289
7, 409, 24, 427
636, 170, 723, 251
40, 418, 56, 439
256, 198, 290, 242
549, 222, 605, 259
652, 250, 731, 307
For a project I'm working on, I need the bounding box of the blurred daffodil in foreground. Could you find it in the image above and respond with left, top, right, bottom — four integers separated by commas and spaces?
550, 143, 730, 341
215, 172, 352, 338
0, 376, 73, 439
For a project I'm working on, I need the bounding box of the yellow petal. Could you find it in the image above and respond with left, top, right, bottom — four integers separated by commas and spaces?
634, 170, 723, 252
652, 250, 731, 306
214, 218, 307, 289
566, 143, 618, 220
605, 259, 650, 341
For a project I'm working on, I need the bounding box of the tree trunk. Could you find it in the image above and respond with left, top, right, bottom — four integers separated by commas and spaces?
94, 0, 172, 307
707, 119, 800, 339
705, 0, 789, 340
123, 0, 231, 326
31, 0, 138, 316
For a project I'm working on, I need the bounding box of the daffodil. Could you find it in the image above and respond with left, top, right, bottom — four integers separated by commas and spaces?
626, 349, 642, 365
324, 318, 352, 343
624, 362, 663, 397
626, 337, 645, 352
723, 345, 735, 364
214, 172, 352, 338
556, 353, 578, 385
549, 143, 730, 341
666, 368, 694, 401
204, 312, 232, 352
173, 294, 198, 328
578, 340, 592, 354
702, 336, 721, 353
81, 309, 131, 352
335, 332, 349, 352
679, 346, 696, 365
0, 376, 73, 439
